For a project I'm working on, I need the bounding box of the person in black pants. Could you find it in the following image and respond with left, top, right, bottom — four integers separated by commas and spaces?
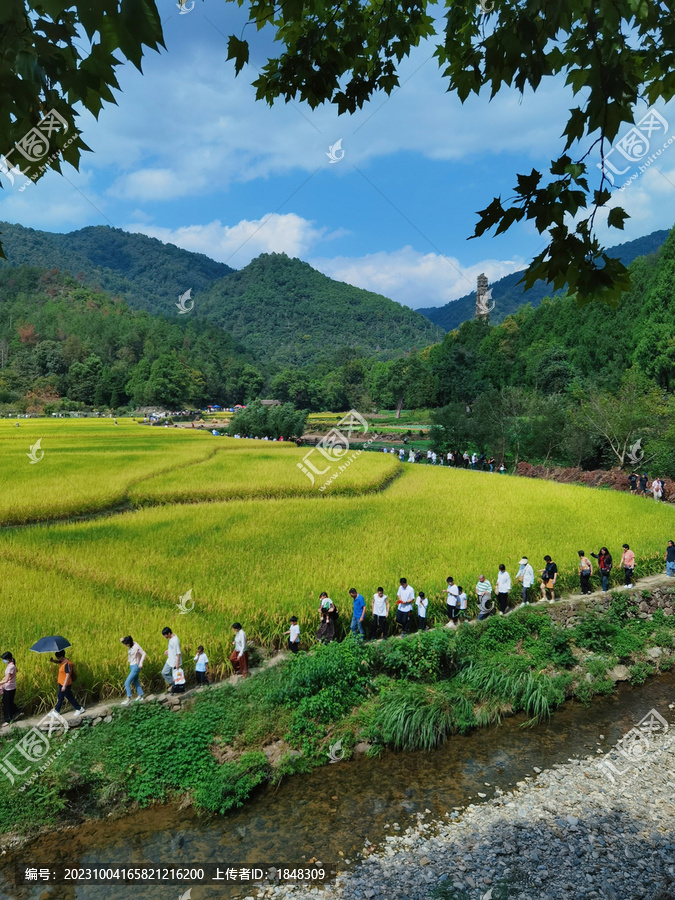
578, 550, 593, 595
0, 652, 20, 727
370, 588, 389, 639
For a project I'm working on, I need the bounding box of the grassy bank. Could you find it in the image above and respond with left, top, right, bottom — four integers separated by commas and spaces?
3, 591, 675, 838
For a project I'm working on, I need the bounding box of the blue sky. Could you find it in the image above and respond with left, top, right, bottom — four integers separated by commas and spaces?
1, 0, 674, 309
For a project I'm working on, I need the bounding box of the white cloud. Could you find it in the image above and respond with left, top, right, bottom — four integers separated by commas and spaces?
310, 246, 526, 308
125, 213, 339, 267
88, 17, 573, 204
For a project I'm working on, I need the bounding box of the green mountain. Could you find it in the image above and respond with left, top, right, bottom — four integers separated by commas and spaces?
0, 223, 443, 367
0, 267, 263, 411
199, 253, 443, 367
0, 222, 234, 317
418, 229, 671, 332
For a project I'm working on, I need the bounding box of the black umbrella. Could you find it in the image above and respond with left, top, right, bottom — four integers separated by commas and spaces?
29, 636, 71, 654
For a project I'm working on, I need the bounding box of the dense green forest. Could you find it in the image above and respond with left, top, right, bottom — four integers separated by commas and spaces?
0, 268, 264, 411
197, 253, 443, 367
1, 223, 674, 478
0, 223, 443, 367
0, 222, 233, 317
418, 229, 670, 332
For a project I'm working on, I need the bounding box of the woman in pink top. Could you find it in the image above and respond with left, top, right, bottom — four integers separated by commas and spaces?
0, 652, 20, 727
620, 544, 636, 587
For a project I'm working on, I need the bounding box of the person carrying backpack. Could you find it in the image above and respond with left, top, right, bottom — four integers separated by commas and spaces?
50, 650, 85, 717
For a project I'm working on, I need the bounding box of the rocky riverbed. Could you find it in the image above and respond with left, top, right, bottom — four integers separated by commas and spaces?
274, 723, 675, 900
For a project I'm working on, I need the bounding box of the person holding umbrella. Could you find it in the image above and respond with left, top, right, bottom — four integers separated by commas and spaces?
30, 636, 85, 717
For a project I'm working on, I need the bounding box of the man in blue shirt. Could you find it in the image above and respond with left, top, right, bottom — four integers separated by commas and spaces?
349, 588, 366, 638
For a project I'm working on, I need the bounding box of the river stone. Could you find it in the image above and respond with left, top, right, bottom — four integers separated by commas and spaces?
608, 665, 630, 682
646, 647, 663, 658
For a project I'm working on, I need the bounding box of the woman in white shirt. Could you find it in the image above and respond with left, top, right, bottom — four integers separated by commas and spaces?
317, 592, 336, 643
120, 635, 146, 705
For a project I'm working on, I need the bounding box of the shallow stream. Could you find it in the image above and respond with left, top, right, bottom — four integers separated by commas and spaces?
2, 672, 674, 899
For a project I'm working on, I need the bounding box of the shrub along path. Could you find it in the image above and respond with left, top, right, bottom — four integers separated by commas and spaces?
7, 571, 673, 736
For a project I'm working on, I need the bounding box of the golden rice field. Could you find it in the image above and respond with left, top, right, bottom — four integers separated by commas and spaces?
0, 419, 398, 524
0, 418, 213, 525
2, 419, 675, 709
130, 443, 400, 504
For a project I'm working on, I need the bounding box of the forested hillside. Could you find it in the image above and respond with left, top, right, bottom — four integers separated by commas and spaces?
418, 229, 671, 332
0, 222, 233, 317
0, 268, 263, 411
0, 223, 443, 367
198, 253, 443, 367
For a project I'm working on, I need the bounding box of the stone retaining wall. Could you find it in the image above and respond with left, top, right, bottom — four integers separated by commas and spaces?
544, 585, 675, 628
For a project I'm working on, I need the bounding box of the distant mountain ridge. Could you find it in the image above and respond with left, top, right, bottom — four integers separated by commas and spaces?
0, 222, 443, 368
0, 222, 234, 317
418, 229, 671, 332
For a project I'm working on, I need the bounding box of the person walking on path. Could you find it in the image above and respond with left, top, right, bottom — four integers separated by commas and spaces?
476, 576, 494, 620
371, 587, 389, 639
666, 540, 675, 577
395, 578, 415, 635
317, 592, 336, 643
639, 472, 648, 495
620, 544, 636, 587
516, 557, 535, 606
496, 564, 512, 614
193, 645, 210, 683
415, 591, 428, 630
445, 576, 460, 627
0, 652, 20, 727
629, 472, 638, 494
349, 588, 367, 639
230, 623, 249, 676
540, 555, 558, 603
578, 551, 593, 595
591, 547, 613, 592
652, 477, 663, 502
120, 636, 146, 705
50, 650, 85, 717
161, 627, 181, 691
458, 586, 468, 621
284, 617, 300, 653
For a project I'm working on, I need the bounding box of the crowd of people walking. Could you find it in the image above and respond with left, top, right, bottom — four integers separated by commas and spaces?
384, 446, 506, 472
2, 539, 674, 727
312, 539, 675, 643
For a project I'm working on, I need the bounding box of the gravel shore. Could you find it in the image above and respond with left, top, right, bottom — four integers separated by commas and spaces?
275, 724, 675, 900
